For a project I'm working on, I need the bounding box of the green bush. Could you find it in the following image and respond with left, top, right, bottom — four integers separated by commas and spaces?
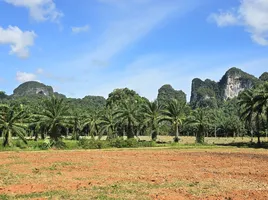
109, 138, 155, 148
64, 140, 80, 149
0, 138, 156, 151
78, 139, 110, 149
125, 138, 139, 148
32, 139, 51, 150
15, 140, 27, 149
51, 140, 67, 149
138, 141, 156, 147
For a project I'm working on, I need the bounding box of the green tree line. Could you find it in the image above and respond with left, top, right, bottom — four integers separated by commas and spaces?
0, 82, 267, 148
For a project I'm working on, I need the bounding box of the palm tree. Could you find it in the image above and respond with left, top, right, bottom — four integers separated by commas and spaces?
71, 110, 84, 140
238, 89, 256, 143
209, 109, 224, 138
162, 99, 186, 142
254, 83, 268, 141
0, 104, 28, 147
186, 108, 209, 144
114, 101, 138, 139
99, 109, 118, 140
142, 100, 162, 141
37, 96, 71, 142
83, 111, 102, 140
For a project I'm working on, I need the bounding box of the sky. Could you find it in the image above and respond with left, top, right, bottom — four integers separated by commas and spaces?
0, 0, 268, 101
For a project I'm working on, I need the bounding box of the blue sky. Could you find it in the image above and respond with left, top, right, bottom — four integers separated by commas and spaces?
0, 0, 268, 101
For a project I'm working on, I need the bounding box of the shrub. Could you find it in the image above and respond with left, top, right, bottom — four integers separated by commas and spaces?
51, 140, 67, 149
33, 139, 51, 150
109, 138, 128, 148
78, 139, 109, 149
15, 140, 27, 149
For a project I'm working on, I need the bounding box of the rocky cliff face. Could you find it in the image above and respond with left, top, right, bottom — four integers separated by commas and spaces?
219, 68, 259, 100
223, 75, 253, 99
190, 67, 260, 108
190, 78, 219, 108
13, 81, 54, 97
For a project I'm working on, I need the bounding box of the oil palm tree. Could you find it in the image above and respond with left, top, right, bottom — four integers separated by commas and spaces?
37, 96, 71, 142
162, 99, 186, 142
254, 83, 268, 141
83, 111, 100, 140
114, 101, 138, 139
0, 104, 28, 147
186, 108, 210, 143
99, 109, 118, 140
142, 100, 163, 141
238, 89, 256, 142
70, 110, 84, 140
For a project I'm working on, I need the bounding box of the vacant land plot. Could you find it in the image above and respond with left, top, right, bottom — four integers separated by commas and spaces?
0, 148, 268, 200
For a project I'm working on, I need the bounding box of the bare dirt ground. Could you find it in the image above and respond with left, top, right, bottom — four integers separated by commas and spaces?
0, 148, 268, 200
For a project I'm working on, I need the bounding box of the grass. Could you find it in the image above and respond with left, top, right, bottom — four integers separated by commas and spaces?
0, 190, 73, 200
0, 136, 267, 152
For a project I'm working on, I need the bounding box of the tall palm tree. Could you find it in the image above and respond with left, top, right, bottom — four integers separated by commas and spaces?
0, 104, 28, 147
254, 83, 268, 141
70, 110, 84, 140
209, 109, 225, 138
114, 101, 138, 139
142, 100, 162, 141
162, 99, 186, 142
37, 96, 71, 142
186, 108, 209, 144
238, 89, 256, 143
99, 110, 118, 140
83, 112, 100, 140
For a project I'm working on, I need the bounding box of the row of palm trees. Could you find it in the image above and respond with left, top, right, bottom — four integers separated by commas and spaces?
0, 96, 208, 147
0, 82, 267, 147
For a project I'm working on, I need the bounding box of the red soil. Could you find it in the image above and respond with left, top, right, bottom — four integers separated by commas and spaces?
0, 148, 267, 199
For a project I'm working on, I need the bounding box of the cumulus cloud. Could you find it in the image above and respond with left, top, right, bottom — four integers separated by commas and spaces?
71, 25, 90, 34
209, 0, 268, 46
16, 71, 39, 83
4, 0, 63, 23
0, 26, 36, 58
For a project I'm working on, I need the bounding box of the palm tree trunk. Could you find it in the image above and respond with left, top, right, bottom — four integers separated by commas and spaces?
174, 124, 179, 142
34, 130, 38, 141
127, 120, 134, 139
151, 124, 157, 141
196, 126, 204, 144
8, 130, 12, 147
250, 129, 254, 143
214, 126, 217, 138
256, 114, 261, 146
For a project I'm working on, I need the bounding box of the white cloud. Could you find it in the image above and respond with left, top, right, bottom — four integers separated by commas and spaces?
71, 25, 90, 34
4, 0, 63, 23
209, 0, 268, 46
0, 26, 36, 58
208, 10, 240, 27
16, 71, 39, 83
